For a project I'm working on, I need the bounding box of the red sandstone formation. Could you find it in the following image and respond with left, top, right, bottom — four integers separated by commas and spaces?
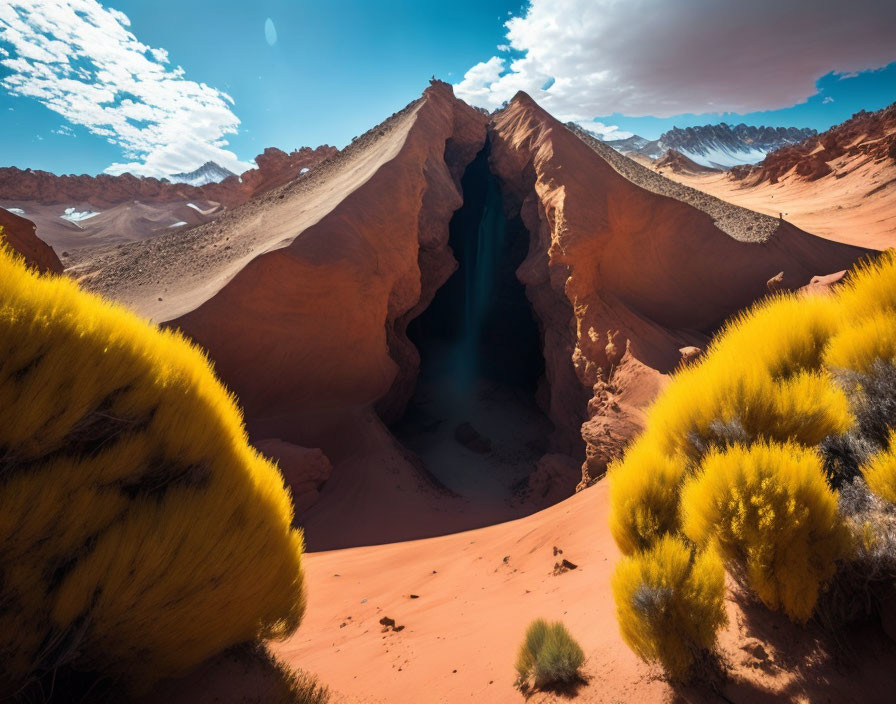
487, 92, 870, 485
733, 101, 896, 185
80, 81, 488, 548
255, 439, 333, 515
0, 145, 337, 209
0, 207, 62, 273
80, 85, 871, 547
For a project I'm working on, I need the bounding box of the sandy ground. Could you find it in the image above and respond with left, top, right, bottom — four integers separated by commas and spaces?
0, 198, 221, 253
661, 156, 896, 250
264, 481, 895, 704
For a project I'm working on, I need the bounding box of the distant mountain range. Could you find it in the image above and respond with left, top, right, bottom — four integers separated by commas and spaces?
169, 161, 238, 187
599, 124, 817, 169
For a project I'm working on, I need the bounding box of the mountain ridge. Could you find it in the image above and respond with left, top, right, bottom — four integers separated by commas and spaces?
602, 122, 816, 168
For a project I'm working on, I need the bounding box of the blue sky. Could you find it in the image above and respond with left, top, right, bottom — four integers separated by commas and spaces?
0, 0, 894, 177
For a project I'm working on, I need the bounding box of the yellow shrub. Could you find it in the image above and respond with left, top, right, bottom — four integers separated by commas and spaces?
824, 311, 896, 374
863, 434, 896, 505
681, 442, 850, 623
608, 435, 688, 554
612, 536, 726, 680
0, 246, 306, 692
835, 249, 896, 321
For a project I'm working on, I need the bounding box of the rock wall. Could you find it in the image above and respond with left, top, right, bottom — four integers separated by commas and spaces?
0, 207, 62, 273
488, 92, 872, 485
0, 145, 337, 209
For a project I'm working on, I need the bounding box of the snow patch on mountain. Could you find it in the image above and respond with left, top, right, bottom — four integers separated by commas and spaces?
60, 207, 100, 222
603, 123, 817, 169
169, 161, 237, 187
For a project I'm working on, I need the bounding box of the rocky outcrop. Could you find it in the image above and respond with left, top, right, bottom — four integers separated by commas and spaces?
255, 439, 332, 515
488, 92, 871, 485
0, 207, 62, 273
734, 102, 896, 185
80, 81, 488, 543
656, 149, 719, 174
0, 145, 337, 209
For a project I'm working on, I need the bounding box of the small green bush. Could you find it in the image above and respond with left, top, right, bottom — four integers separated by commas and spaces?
514, 619, 585, 691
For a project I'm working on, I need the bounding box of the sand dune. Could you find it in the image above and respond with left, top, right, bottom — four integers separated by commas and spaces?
151, 481, 896, 703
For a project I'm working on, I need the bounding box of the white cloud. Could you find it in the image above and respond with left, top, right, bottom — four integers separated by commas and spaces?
822, 96, 835, 104
573, 120, 633, 140
0, 1, 253, 177
455, 0, 896, 121
52, 123, 75, 135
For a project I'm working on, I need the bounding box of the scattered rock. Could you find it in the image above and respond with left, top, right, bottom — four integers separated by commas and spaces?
409, 594, 419, 599
552, 559, 578, 575
453, 422, 492, 454
678, 346, 703, 366
553, 546, 563, 556
766, 271, 787, 293
379, 616, 404, 632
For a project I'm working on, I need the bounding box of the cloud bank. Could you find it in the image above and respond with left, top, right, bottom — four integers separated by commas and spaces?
455, 0, 896, 121
0, 0, 253, 177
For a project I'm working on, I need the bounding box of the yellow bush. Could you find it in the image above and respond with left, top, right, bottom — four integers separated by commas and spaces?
612, 536, 726, 680
824, 311, 896, 374
863, 434, 896, 505
835, 249, 896, 321
0, 246, 306, 693
608, 436, 687, 554
681, 442, 850, 623
607, 250, 896, 677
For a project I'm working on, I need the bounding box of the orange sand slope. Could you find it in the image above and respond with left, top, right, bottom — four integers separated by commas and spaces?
665, 164, 896, 250
285, 482, 896, 704
152, 482, 896, 703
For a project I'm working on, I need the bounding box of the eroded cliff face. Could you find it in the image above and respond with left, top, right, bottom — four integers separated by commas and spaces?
487, 92, 871, 486
81, 86, 871, 544
0, 207, 62, 273
169, 83, 486, 449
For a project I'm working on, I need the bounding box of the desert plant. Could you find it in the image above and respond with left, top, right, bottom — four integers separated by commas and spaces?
681, 442, 850, 623
612, 535, 726, 681
608, 252, 896, 678
514, 619, 585, 692
817, 477, 896, 629
608, 435, 687, 555
862, 433, 896, 506
0, 246, 306, 696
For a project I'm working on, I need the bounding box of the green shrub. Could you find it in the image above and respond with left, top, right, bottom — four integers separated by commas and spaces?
0, 246, 306, 695
514, 619, 585, 691
612, 536, 726, 680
